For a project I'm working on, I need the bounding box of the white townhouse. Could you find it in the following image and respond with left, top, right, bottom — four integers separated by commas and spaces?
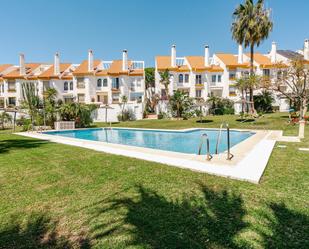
71, 50, 145, 121
155, 45, 224, 111
0, 50, 145, 122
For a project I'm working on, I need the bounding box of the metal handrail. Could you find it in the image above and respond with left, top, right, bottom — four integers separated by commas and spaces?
198, 133, 213, 161
215, 122, 234, 160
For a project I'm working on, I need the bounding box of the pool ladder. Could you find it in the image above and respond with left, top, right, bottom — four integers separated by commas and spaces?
215, 122, 234, 160
198, 133, 213, 161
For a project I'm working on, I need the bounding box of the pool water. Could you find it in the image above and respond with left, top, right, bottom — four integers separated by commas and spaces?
45, 128, 254, 155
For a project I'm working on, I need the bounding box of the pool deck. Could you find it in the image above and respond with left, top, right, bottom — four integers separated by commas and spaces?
17, 127, 283, 184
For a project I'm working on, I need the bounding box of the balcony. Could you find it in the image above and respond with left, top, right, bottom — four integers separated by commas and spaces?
77, 82, 85, 89
195, 83, 204, 88
8, 88, 16, 93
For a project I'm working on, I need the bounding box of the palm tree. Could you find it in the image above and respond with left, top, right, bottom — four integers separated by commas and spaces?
43, 88, 58, 127
169, 90, 193, 119
120, 95, 128, 121
159, 69, 171, 100
232, 0, 273, 112
21, 82, 41, 128
235, 77, 248, 113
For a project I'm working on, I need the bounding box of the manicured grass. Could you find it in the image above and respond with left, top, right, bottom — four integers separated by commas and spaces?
0, 113, 308, 248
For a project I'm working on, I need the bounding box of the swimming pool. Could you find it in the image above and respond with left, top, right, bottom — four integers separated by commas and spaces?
45, 128, 254, 155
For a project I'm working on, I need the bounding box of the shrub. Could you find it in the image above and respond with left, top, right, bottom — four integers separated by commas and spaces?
254, 91, 274, 113
117, 109, 135, 122
207, 97, 235, 115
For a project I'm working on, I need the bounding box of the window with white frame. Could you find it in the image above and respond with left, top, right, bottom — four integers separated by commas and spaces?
195, 75, 202, 84
263, 69, 270, 77
185, 74, 189, 83
196, 89, 202, 98
69, 81, 73, 90
103, 78, 108, 87
211, 75, 216, 83
77, 94, 85, 103
217, 75, 222, 82
179, 74, 184, 83
97, 79, 102, 88
112, 78, 119, 89
64, 81, 68, 91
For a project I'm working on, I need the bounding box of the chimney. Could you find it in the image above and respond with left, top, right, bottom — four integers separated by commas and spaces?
122, 49, 128, 71
171, 44, 176, 67
19, 53, 25, 76
270, 41, 277, 63
88, 49, 94, 72
304, 39, 309, 60
204, 45, 210, 67
54, 52, 60, 75
238, 44, 243, 64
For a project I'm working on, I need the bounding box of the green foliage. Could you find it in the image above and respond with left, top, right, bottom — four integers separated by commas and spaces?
21, 82, 41, 126
144, 67, 155, 88
254, 91, 274, 113
159, 69, 171, 99
169, 90, 194, 118
59, 103, 96, 128
0, 112, 12, 129
117, 109, 135, 122
207, 96, 235, 115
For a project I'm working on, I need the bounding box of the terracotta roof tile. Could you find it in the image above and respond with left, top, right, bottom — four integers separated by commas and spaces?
73, 60, 101, 75
156, 56, 189, 72
3, 63, 41, 79
185, 56, 224, 72
39, 63, 72, 79
216, 53, 250, 68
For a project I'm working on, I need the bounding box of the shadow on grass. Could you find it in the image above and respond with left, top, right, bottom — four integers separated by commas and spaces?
0, 212, 90, 249
89, 184, 248, 248
258, 202, 309, 249
235, 119, 255, 123
0, 138, 48, 154
196, 120, 214, 123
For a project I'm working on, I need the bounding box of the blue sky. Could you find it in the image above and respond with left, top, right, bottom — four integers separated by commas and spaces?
1, 0, 308, 66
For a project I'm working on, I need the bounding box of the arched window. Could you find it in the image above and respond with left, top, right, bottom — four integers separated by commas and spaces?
69, 81, 73, 90
64, 81, 68, 91
179, 74, 183, 83
97, 79, 102, 87
103, 78, 108, 87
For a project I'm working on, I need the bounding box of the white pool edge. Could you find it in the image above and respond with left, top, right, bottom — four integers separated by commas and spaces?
17, 128, 279, 184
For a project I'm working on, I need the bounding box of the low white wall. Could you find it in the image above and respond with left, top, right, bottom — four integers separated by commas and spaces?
92, 103, 143, 122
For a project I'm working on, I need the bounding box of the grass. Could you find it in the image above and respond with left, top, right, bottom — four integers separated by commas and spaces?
0, 113, 308, 248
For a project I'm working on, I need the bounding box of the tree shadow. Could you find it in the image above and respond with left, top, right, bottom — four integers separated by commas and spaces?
89, 184, 248, 248
258, 202, 309, 249
196, 120, 214, 123
0, 138, 48, 154
0, 212, 91, 249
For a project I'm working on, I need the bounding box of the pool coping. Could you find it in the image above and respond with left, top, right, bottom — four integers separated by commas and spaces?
16, 127, 281, 184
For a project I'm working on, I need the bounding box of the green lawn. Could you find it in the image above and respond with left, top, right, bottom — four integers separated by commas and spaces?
0, 113, 308, 248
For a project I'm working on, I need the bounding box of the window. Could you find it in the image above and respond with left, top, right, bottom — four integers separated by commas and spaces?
161, 89, 167, 100
43, 81, 50, 91
178, 74, 184, 83
8, 80, 16, 92
97, 94, 108, 104
217, 75, 222, 82
112, 93, 120, 103
64, 81, 68, 91
112, 78, 119, 89
211, 75, 216, 83
69, 81, 73, 90
77, 94, 85, 103
8, 97, 16, 106
229, 86, 236, 96
196, 90, 202, 98
195, 75, 202, 84
263, 69, 270, 77
185, 74, 189, 83
229, 72, 236, 80
97, 79, 102, 87
103, 78, 108, 87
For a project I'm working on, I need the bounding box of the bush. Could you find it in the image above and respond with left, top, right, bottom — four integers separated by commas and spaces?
117, 109, 136, 122
59, 103, 96, 128
254, 91, 274, 113
207, 97, 235, 115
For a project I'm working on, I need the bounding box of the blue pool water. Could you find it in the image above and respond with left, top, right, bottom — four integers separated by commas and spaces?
45, 128, 254, 155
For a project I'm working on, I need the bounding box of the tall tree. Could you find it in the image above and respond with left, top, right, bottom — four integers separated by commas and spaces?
231, 0, 273, 112
269, 59, 309, 138
159, 69, 171, 100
